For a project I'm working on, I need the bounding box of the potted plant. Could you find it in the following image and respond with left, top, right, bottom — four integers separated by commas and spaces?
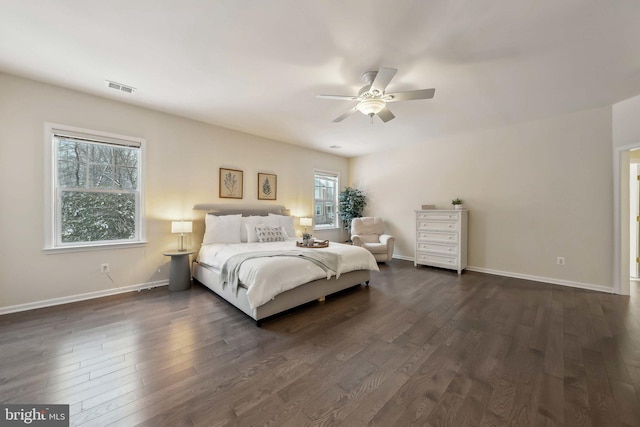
451, 198, 463, 210
302, 232, 312, 246
338, 187, 366, 232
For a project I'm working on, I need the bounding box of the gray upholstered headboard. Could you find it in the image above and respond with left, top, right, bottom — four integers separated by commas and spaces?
193, 203, 289, 217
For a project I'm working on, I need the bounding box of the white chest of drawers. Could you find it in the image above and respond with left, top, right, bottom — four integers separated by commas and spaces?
415, 210, 468, 274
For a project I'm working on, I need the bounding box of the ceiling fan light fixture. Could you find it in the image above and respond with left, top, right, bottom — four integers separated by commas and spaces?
318, 67, 435, 123
356, 99, 385, 116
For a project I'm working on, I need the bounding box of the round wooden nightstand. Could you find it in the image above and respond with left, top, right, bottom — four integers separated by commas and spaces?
162, 250, 196, 291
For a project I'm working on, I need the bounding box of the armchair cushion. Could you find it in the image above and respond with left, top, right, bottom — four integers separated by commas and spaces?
360, 242, 388, 254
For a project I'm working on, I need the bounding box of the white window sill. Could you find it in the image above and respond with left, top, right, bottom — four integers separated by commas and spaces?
43, 241, 148, 254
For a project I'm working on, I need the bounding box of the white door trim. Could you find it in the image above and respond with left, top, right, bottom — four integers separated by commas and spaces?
614, 143, 639, 295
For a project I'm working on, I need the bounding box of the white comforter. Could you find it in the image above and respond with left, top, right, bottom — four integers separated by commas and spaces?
197, 239, 379, 309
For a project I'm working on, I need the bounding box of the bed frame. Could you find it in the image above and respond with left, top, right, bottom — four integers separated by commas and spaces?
191, 204, 371, 324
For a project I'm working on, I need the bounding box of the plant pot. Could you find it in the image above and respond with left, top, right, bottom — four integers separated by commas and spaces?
454, 204, 463, 210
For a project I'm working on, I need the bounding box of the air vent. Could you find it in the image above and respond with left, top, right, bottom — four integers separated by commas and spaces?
105, 80, 136, 94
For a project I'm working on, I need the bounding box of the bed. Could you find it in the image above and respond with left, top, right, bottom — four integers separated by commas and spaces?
191, 204, 379, 324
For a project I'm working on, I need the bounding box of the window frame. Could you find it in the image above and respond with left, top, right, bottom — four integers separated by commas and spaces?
44, 123, 147, 253
313, 170, 340, 230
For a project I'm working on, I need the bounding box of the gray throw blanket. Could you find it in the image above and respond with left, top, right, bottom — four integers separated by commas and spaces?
221, 250, 341, 295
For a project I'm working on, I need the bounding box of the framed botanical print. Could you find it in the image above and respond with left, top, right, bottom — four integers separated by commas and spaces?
219, 168, 243, 199
257, 173, 277, 200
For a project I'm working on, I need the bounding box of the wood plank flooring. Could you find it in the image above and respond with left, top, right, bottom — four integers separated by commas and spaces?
1, 260, 640, 426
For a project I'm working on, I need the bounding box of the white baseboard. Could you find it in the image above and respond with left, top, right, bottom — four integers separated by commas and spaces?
391, 255, 614, 294
0, 280, 169, 315
466, 266, 614, 294
392, 254, 413, 262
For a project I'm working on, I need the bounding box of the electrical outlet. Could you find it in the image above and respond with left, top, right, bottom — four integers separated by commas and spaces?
557, 257, 565, 266
101, 263, 110, 273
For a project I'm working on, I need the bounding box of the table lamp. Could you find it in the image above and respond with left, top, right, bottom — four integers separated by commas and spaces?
171, 220, 193, 251
300, 217, 313, 234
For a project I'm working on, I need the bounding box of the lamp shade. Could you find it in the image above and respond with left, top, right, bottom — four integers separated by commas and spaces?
300, 217, 313, 227
356, 99, 386, 116
171, 221, 193, 234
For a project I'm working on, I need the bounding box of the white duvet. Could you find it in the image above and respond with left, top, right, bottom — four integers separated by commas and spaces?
196, 239, 379, 309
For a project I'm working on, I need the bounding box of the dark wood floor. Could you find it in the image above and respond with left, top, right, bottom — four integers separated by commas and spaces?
2, 260, 640, 426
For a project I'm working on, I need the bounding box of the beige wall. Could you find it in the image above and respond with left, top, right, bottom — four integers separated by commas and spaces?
0, 73, 348, 311
613, 94, 640, 148
350, 107, 614, 290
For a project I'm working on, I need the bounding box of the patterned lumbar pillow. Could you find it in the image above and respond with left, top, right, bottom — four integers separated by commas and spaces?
254, 225, 287, 243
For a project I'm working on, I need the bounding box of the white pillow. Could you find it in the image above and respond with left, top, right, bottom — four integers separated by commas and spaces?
245, 222, 266, 243
268, 213, 296, 238
241, 216, 268, 242
255, 225, 287, 242
203, 214, 242, 244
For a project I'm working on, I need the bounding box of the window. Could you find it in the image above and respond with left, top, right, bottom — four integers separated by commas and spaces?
45, 124, 145, 251
314, 171, 339, 229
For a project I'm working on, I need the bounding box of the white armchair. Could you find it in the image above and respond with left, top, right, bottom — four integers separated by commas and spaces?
351, 217, 395, 262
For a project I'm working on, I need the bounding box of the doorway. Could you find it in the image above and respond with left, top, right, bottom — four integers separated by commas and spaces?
615, 145, 636, 295
631, 159, 640, 279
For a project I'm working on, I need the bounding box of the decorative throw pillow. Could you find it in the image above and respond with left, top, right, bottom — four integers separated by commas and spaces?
241, 216, 268, 242
254, 225, 287, 243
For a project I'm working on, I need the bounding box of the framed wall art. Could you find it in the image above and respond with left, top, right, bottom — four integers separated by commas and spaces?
219, 168, 243, 199
257, 173, 277, 200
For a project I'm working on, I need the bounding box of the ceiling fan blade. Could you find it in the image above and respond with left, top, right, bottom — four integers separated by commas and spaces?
333, 107, 358, 122
385, 88, 435, 102
370, 67, 397, 95
318, 94, 359, 101
377, 106, 395, 123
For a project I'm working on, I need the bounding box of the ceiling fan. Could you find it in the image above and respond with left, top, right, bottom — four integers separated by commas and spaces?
318, 67, 435, 123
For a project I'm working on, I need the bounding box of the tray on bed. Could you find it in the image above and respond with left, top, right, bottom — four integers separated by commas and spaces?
296, 240, 329, 248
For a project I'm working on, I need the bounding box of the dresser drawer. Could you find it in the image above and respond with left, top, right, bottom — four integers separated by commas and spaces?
416, 252, 458, 267
417, 211, 460, 221
417, 242, 457, 255
417, 231, 457, 243
418, 220, 458, 231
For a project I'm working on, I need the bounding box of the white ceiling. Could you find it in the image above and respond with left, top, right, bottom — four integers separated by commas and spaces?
2, 0, 640, 157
